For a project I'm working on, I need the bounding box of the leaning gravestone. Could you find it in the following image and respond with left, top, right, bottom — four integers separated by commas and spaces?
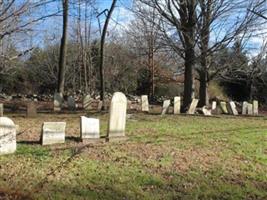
0, 117, 16, 155
247, 103, 253, 115
107, 92, 127, 141
161, 100, 171, 115
27, 102, 37, 117
41, 122, 66, 145
173, 97, 181, 114
187, 99, 199, 115
242, 101, 248, 115
54, 93, 63, 111
0, 104, 3, 117
83, 95, 91, 110
253, 100, 259, 115
141, 95, 149, 112
229, 101, 238, 116
220, 102, 228, 114
80, 116, 100, 140
202, 106, 212, 116
67, 96, 76, 111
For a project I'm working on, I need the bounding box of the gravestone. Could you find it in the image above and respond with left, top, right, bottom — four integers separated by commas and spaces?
242, 101, 248, 115
80, 116, 100, 140
247, 104, 253, 115
27, 102, 37, 117
0, 117, 16, 155
212, 101, 217, 110
253, 100, 259, 115
173, 97, 181, 114
108, 92, 127, 141
97, 101, 103, 111
41, 122, 66, 145
141, 95, 149, 112
54, 93, 63, 111
67, 96, 76, 111
220, 102, 228, 114
187, 99, 199, 115
229, 101, 238, 116
161, 100, 171, 115
83, 95, 91, 110
0, 104, 3, 117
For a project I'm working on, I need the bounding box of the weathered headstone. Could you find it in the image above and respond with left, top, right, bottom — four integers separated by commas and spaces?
27, 102, 37, 117
229, 101, 238, 116
212, 101, 217, 110
242, 101, 248, 115
187, 99, 199, 115
54, 93, 63, 111
220, 102, 228, 114
0, 104, 3, 117
247, 103, 253, 115
161, 100, 171, 115
0, 117, 16, 155
173, 97, 181, 114
83, 95, 91, 110
97, 101, 103, 111
108, 92, 127, 141
253, 100, 259, 115
202, 106, 212, 116
141, 95, 149, 112
80, 116, 100, 140
41, 122, 66, 145
67, 96, 76, 111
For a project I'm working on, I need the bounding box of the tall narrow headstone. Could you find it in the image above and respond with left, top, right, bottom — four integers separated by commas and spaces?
229, 101, 238, 116
173, 97, 181, 114
83, 95, 91, 110
108, 92, 127, 141
212, 101, 217, 110
247, 103, 253, 115
80, 116, 100, 140
220, 102, 228, 114
54, 93, 63, 112
161, 100, 171, 115
0, 117, 16, 155
0, 104, 3, 117
27, 102, 37, 117
253, 100, 259, 115
187, 99, 199, 115
141, 95, 149, 112
67, 96, 76, 111
41, 122, 66, 145
242, 102, 248, 115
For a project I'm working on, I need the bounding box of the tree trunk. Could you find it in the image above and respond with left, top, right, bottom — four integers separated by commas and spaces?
57, 0, 68, 94
199, 71, 209, 106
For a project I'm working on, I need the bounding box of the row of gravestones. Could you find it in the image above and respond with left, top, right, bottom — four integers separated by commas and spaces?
140, 95, 259, 116
0, 92, 127, 155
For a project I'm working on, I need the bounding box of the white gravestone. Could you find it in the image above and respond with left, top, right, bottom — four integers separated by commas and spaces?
187, 99, 199, 115
229, 101, 238, 116
212, 101, 217, 110
0, 117, 16, 155
173, 97, 181, 114
242, 101, 248, 115
247, 104, 253, 115
220, 102, 228, 114
41, 122, 66, 145
67, 96, 76, 110
161, 100, 171, 115
253, 100, 259, 115
54, 93, 63, 111
108, 92, 127, 140
0, 104, 3, 117
202, 106, 212, 116
83, 95, 91, 110
141, 95, 149, 112
80, 116, 100, 140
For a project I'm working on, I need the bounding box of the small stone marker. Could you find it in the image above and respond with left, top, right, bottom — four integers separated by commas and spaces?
98, 101, 103, 111
0, 117, 16, 155
27, 102, 37, 117
212, 101, 217, 110
67, 96, 76, 110
161, 100, 171, 115
0, 104, 3, 117
247, 103, 253, 115
173, 97, 181, 114
253, 100, 259, 115
54, 93, 63, 111
242, 101, 248, 115
80, 116, 100, 140
187, 99, 199, 115
108, 92, 127, 140
141, 95, 149, 112
229, 101, 238, 116
220, 102, 228, 114
41, 122, 66, 145
83, 95, 91, 110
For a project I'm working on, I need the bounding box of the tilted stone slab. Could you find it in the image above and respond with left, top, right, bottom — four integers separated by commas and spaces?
229, 101, 238, 116
141, 95, 149, 112
187, 99, 199, 115
83, 95, 91, 110
0, 117, 16, 155
41, 122, 66, 145
173, 97, 181, 114
161, 100, 171, 115
220, 102, 228, 114
80, 116, 100, 140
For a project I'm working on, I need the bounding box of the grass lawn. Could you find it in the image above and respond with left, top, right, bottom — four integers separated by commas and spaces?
0, 113, 266, 199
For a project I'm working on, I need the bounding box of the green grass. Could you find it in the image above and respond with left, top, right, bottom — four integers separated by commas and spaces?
0, 113, 266, 199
